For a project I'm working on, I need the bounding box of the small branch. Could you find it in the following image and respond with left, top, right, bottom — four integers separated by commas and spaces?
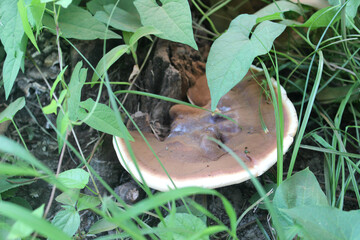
43, 132, 69, 219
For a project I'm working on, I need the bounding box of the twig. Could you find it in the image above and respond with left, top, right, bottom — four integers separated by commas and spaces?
43, 132, 69, 219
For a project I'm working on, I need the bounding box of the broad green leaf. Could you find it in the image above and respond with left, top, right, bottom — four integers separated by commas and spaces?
7, 204, 44, 239
91, 45, 129, 83
129, 26, 161, 47
0, 176, 36, 194
0, 97, 26, 124
68, 62, 87, 121
56, 111, 70, 152
329, 0, 360, 28
77, 194, 101, 211
57, 168, 90, 189
176, 198, 207, 223
294, 6, 341, 28
281, 206, 360, 240
18, 0, 40, 52
206, 14, 286, 111
55, 0, 73, 8
42, 5, 122, 40
87, 0, 117, 14
42, 99, 58, 115
255, 1, 301, 18
0, 218, 12, 240
0, 201, 71, 240
134, 0, 198, 50
0, 1, 27, 99
78, 98, 133, 140
27, 0, 46, 36
87, 0, 139, 15
273, 168, 328, 209
51, 205, 80, 237
94, 4, 142, 32
55, 189, 80, 206
41, 0, 72, 8
316, 85, 359, 104
88, 218, 118, 235
157, 213, 208, 240
272, 168, 329, 239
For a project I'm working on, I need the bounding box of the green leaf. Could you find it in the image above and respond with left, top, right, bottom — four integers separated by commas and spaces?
0, 218, 12, 240
273, 168, 328, 209
78, 98, 133, 140
272, 168, 329, 239
55, 189, 80, 206
256, 1, 301, 17
42, 99, 58, 115
56, 111, 70, 152
0, 176, 36, 194
206, 14, 286, 111
294, 6, 341, 28
93, 4, 142, 32
129, 26, 161, 47
55, 0, 73, 8
281, 206, 360, 240
176, 198, 207, 223
51, 205, 80, 237
77, 194, 101, 211
88, 218, 118, 235
157, 213, 208, 240
42, 5, 122, 40
255, 1, 301, 23
134, 0, 198, 49
0, 97, 26, 124
0, 201, 71, 240
87, 0, 139, 16
50, 66, 68, 99
91, 45, 129, 83
0, 1, 27, 99
57, 169, 90, 189
18, 0, 40, 52
41, 0, 73, 8
68, 62, 87, 121
7, 204, 44, 239
27, 0, 46, 36
328, 0, 360, 28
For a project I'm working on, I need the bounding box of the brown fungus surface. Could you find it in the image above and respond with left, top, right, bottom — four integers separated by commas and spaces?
113, 67, 298, 191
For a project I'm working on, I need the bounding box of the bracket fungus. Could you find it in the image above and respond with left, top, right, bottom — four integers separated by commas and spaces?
113, 66, 298, 191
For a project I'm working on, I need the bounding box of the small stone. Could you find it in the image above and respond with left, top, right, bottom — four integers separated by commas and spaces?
114, 181, 143, 204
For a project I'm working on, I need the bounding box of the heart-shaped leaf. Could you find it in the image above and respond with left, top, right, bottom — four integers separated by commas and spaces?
206, 14, 286, 111
51, 205, 80, 237
0, 97, 25, 123
57, 169, 90, 189
42, 4, 121, 40
94, 4, 142, 32
78, 98, 133, 140
281, 206, 360, 240
134, 0, 197, 49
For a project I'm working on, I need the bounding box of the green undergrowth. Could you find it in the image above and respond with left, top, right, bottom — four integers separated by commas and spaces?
0, 0, 360, 239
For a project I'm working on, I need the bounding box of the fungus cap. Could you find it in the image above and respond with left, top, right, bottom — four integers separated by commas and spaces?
113, 66, 298, 191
